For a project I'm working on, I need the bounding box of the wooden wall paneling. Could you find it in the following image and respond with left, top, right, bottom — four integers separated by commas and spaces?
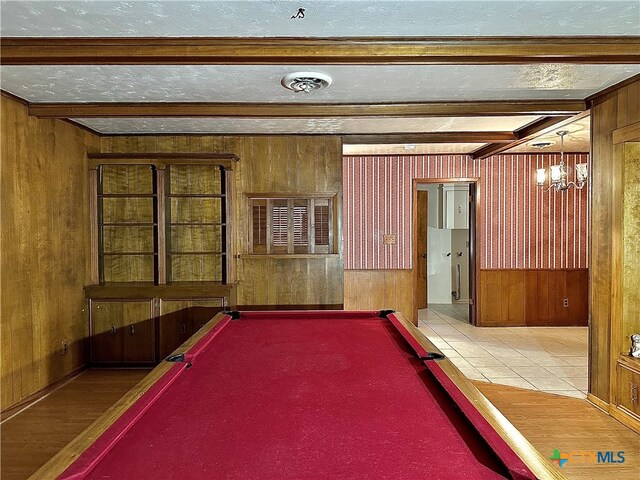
478, 270, 502, 326
524, 270, 539, 326
588, 81, 640, 403
477, 269, 587, 327
550, 270, 567, 325
343, 270, 413, 321
100, 134, 343, 307
622, 142, 640, 358
534, 270, 551, 326
506, 270, 526, 326
566, 270, 589, 327
1, 96, 100, 411
236, 257, 269, 306
588, 78, 640, 407
156, 167, 166, 284
590, 96, 616, 400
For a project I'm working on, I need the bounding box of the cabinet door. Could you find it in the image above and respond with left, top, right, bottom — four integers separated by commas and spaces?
617, 363, 640, 419
122, 301, 156, 363
91, 301, 125, 364
158, 299, 224, 359
91, 300, 155, 364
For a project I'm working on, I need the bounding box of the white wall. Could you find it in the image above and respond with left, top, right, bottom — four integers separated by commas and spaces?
427, 226, 453, 303
451, 228, 470, 302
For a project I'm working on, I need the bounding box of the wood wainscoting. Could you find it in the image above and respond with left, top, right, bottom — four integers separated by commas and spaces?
478, 269, 588, 327
1, 96, 100, 411
343, 270, 414, 323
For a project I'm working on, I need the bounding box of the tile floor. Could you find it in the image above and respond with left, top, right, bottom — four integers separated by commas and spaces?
418, 304, 589, 399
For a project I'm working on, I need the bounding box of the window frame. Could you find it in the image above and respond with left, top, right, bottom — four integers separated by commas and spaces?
247, 193, 336, 255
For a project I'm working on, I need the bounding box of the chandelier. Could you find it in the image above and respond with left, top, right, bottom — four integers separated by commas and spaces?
536, 131, 588, 191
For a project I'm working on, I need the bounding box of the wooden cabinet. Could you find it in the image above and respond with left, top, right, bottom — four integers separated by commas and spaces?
90, 300, 155, 365
614, 356, 640, 429
158, 299, 225, 359
86, 283, 234, 365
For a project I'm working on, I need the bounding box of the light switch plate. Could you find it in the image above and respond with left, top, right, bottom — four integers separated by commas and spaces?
383, 234, 396, 245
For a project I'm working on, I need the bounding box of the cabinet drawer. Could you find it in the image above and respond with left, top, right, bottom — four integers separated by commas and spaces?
616, 361, 640, 419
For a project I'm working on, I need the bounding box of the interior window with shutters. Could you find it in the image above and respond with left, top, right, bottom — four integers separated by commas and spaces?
248, 196, 334, 254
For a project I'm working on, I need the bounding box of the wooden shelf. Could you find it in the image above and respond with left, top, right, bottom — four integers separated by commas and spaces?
85, 282, 236, 299
93, 156, 233, 284
98, 193, 157, 198
618, 354, 640, 372
168, 251, 225, 255
100, 252, 157, 256
102, 222, 157, 227
239, 254, 340, 260
169, 222, 224, 226
88, 152, 239, 170
166, 194, 224, 198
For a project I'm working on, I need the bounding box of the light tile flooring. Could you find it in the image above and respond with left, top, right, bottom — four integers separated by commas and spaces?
418, 304, 589, 399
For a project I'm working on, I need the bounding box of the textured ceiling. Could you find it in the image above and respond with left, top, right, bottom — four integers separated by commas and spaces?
344, 116, 592, 155
71, 115, 541, 135
3, 64, 640, 104
506, 116, 591, 153
2, 1, 638, 37
343, 143, 486, 155
0, 1, 632, 144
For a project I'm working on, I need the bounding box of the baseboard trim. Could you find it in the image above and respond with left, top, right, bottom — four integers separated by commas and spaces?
586, 393, 611, 414
610, 406, 640, 434
0, 364, 87, 422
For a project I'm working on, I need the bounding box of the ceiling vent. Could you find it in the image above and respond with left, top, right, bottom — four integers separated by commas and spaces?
281, 72, 332, 93
529, 140, 555, 149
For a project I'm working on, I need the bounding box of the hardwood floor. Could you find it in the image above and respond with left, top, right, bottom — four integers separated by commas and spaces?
2, 369, 638, 480
1, 369, 148, 480
475, 381, 640, 480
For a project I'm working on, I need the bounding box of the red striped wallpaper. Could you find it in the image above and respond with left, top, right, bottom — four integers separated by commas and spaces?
343, 154, 589, 270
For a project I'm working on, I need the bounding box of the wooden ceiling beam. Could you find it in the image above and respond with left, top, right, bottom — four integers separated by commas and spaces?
27, 100, 586, 118
3, 36, 639, 65
342, 132, 515, 144
470, 112, 589, 159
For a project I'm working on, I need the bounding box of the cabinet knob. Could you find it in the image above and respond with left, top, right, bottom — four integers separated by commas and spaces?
130, 325, 135, 335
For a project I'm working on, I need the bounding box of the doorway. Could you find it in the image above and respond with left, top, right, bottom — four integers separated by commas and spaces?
413, 178, 478, 325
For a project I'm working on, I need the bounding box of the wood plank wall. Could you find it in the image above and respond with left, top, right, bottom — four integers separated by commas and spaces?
1, 96, 100, 410
478, 269, 588, 327
100, 135, 344, 307
589, 79, 640, 403
343, 270, 413, 320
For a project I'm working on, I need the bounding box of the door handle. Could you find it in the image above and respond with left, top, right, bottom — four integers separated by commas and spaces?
632, 383, 638, 405
130, 324, 135, 335
110, 324, 116, 335
180, 324, 186, 335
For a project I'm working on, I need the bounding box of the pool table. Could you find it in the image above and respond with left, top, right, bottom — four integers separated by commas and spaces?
34, 310, 561, 480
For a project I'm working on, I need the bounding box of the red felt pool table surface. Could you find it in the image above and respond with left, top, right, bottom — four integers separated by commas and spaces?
47, 310, 556, 480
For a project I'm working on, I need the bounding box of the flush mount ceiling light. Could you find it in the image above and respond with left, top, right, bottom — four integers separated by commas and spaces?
281, 72, 332, 93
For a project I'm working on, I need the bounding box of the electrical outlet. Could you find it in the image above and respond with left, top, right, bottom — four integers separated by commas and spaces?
61, 340, 68, 355
562, 298, 569, 308
383, 234, 396, 245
